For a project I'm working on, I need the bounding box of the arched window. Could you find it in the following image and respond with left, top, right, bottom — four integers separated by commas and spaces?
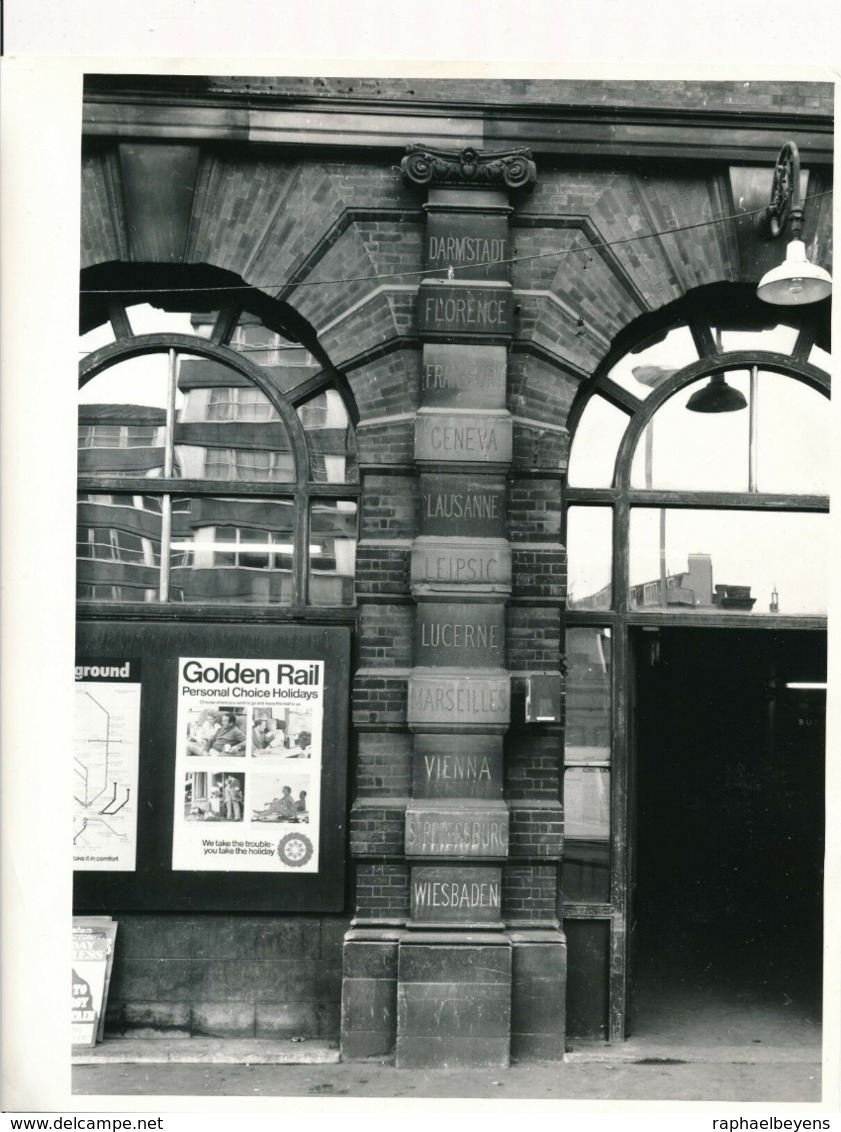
77, 296, 358, 610
561, 293, 830, 1039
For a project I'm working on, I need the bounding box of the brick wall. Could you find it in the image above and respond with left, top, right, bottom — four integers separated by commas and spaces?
105, 915, 349, 1040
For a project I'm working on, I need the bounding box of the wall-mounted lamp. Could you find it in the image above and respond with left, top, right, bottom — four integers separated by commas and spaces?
756, 141, 832, 306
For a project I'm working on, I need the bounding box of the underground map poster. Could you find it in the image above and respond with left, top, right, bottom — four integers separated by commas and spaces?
73, 659, 141, 871
172, 657, 324, 872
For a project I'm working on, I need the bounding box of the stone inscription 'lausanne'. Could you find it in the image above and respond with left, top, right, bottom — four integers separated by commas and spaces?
419, 476, 507, 539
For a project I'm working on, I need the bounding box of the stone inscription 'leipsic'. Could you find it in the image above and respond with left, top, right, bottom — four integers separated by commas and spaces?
415, 412, 512, 465
406, 804, 509, 857
419, 476, 507, 538
411, 865, 502, 922
421, 344, 506, 410
411, 538, 512, 592
418, 283, 513, 337
413, 735, 503, 799
408, 673, 510, 728
415, 603, 505, 668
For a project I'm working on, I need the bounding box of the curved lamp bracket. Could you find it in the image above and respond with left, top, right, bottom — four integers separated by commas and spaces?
755, 141, 802, 241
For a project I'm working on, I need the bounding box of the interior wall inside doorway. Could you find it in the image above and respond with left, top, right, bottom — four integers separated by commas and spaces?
631, 628, 825, 1037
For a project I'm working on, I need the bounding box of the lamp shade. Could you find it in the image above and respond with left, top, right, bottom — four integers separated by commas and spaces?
757, 239, 832, 306
686, 375, 747, 414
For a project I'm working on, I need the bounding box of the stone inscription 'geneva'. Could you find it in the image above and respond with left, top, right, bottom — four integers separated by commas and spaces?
406, 804, 509, 857
418, 283, 513, 337
415, 411, 512, 465
411, 538, 511, 592
415, 603, 505, 668
420, 344, 506, 410
411, 865, 502, 922
419, 476, 507, 538
413, 735, 503, 799
408, 673, 510, 729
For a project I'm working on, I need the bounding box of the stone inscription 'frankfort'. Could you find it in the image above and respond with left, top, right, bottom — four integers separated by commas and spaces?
410, 865, 503, 923
406, 804, 509, 857
418, 283, 514, 338
415, 603, 505, 668
420, 344, 506, 410
415, 412, 512, 465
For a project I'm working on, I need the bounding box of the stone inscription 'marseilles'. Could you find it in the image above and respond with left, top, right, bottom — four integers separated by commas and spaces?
408, 673, 510, 728
415, 412, 512, 465
411, 865, 502, 922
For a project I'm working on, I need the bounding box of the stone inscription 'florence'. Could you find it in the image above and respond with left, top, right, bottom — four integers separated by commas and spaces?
418, 283, 513, 338
410, 865, 502, 923
408, 673, 510, 729
415, 411, 512, 465
405, 803, 509, 857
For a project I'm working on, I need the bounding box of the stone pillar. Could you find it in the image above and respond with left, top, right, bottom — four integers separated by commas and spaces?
393, 146, 552, 1069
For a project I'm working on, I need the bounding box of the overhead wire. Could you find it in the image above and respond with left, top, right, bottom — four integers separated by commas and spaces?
79, 189, 834, 296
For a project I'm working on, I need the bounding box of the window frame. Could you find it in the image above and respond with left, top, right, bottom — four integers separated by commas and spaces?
78, 322, 360, 622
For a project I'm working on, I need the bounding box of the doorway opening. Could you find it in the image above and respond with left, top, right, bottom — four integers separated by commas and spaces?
630, 627, 825, 1051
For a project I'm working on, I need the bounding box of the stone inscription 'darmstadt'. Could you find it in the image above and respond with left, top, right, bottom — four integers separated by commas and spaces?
420, 344, 507, 410
410, 865, 502, 922
418, 283, 513, 338
425, 213, 510, 283
415, 603, 505, 668
405, 804, 509, 857
415, 412, 512, 465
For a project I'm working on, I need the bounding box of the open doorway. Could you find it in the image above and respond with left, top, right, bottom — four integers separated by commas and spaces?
629, 627, 825, 1051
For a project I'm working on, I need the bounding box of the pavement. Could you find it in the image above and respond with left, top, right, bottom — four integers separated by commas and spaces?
71, 1039, 824, 1103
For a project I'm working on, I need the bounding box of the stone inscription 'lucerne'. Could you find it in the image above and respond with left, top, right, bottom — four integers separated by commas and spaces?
410, 865, 503, 923
415, 411, 513, 465
405, 803, 509, 857
415, 603, 505, 668
420, 344, 507, 410
412, 735, 503, 799
418, 283, 514, 338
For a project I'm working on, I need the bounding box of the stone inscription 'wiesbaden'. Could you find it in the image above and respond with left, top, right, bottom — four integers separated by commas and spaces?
411, 538, 511, 593
415, 411, 512, 465
420, 344, 507, 410
418, 283, 513, 338
415, 603, 505, 668
406, 803, 509, 857
413, 734, 503, 799
411, 865, 503, 923
408, 673, 510, 729
419, 476, 507, 539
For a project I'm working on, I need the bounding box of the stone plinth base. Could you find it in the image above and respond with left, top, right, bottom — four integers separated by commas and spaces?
510, 928, 567, 1061
396, 932, 511, 1068
339, 928, 400, 1060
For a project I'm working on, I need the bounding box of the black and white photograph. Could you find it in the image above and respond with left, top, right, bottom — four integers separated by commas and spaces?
1, 22, 839, 1124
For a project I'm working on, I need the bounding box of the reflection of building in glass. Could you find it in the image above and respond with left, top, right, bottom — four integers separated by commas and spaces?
571, 552, 756, 611
77, 335, 357, 605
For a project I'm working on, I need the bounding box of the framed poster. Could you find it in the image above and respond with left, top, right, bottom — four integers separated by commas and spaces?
73, 623, 351, 912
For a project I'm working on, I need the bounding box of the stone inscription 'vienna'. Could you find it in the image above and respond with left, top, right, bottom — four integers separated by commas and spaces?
412, 736, 503, 800
424, 753, 492, 781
